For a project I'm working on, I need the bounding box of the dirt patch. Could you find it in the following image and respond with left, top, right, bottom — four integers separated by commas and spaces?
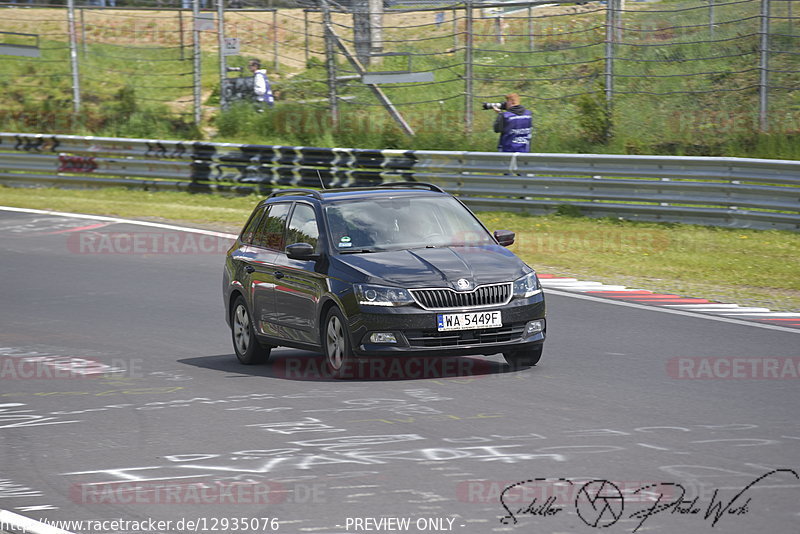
1, 4, 598, 75
1, 7, 441, 72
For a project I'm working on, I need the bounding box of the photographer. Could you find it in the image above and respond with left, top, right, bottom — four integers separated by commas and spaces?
491, 93, 532, 152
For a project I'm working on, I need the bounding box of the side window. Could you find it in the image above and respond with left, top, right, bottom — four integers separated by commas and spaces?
286, 203, 320, 252
253, 203, 290, 251
240, 207, 265, 245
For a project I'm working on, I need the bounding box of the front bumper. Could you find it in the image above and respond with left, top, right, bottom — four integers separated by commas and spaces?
348, 293, 546, 357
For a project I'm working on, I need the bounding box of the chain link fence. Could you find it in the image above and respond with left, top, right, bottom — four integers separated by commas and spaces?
0, 0, 797, 143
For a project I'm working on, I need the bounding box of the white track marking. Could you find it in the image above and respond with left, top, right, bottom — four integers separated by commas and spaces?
690, 309, 782, 314
0, 510, 74, 534
0, 206, 237, 239
663, 304, 744, 309
721, 312, 800, 317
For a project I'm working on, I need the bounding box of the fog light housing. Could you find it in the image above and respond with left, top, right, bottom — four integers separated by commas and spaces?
369, 332, 397, 344
525, 320, 544, 336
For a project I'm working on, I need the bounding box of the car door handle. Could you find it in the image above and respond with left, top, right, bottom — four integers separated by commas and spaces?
274, 271, 285, 279
245, 265, 255, 274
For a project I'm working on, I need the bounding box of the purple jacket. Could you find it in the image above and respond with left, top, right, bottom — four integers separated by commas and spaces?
494, 105, 532, 152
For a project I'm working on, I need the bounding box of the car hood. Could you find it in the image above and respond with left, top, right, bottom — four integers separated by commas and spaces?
335, 245, 529, 288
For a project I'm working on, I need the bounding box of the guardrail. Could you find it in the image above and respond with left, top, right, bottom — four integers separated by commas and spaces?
2, 132, 799, 230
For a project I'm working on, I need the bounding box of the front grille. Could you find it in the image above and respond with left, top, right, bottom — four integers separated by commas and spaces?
405, 324, 526, 348
410, 283, 512, 310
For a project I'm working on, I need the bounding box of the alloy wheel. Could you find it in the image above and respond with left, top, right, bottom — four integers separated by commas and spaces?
326, 314, 343, 370
233, 304, 251, 355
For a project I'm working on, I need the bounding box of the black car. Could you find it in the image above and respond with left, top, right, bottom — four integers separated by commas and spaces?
223, 183, 546, 378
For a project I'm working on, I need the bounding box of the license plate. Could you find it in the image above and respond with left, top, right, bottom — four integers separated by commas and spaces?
437, 311, 502, 331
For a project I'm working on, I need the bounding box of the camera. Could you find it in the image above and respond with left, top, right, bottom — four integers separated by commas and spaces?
482, 102, 506, 110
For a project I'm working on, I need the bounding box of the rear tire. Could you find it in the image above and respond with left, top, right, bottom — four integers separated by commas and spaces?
231, 295, 271, 365
323, 307, 355, 379
503, 345, 543, 369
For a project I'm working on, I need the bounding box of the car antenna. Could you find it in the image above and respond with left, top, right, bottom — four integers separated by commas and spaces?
317, 169, 326, 190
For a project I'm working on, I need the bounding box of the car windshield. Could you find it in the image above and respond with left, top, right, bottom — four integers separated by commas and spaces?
324, 195, 495, 252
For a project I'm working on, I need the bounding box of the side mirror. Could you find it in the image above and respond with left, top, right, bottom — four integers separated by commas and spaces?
286, 242, 318, 260
493, 230, 515, 247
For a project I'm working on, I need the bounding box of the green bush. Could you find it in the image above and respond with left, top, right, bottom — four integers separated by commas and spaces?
575, 84, 612, 145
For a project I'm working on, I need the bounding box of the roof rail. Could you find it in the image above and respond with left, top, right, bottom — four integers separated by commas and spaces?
376, 182, 445, 193
267, 188, 324, 200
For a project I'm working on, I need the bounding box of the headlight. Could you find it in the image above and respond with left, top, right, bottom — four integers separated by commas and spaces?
354, 284, 414, 307
513, 272, 541, 298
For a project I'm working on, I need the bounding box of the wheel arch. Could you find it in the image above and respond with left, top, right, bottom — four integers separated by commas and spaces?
317, 296, 341, 340
227, 288, 245, 326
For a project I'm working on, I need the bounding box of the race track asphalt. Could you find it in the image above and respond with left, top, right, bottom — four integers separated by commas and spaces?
0, 209, 798, 534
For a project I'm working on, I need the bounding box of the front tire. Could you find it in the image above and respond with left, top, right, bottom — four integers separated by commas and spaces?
323, 307, 355, 379
231, 295, 271, 365
503, 344, 543, 369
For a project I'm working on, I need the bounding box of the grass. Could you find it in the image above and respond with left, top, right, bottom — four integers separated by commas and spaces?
0, 186, 256, 229
2, 185, 798, 311
497, 213, 800, 312
1, 3, 799, 157
209, 0, 800, 156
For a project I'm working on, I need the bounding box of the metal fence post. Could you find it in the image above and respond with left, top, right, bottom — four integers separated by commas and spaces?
273, 9, 279, 73
353, 1, 371, 66
193, 0, 201, 126
453, 8, 458, 50
322, 0, 338, 130
528, 4, 534, 51
179, 10, 185, 61
709, 0, 715, 38
369, 0, 384, 57
759, 0, 770, 131
67, 0, 81, 114
304, 9, 309, 65
79, 8, 87, 58
495, 15, 503, 44
465, 0, 474, 134
605, 0, 615, 116
217, 0, 227, 111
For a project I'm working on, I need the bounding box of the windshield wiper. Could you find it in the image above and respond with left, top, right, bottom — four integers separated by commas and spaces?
339, 248, 379, 254
406, 244, 443, 250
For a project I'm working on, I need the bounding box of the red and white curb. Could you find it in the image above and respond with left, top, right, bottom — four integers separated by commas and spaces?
539, 274, 800, 331
1, 206, 798, 334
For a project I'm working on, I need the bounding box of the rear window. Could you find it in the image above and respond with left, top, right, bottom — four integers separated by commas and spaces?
240, 207, 265, 245
253, 203, 290, 251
